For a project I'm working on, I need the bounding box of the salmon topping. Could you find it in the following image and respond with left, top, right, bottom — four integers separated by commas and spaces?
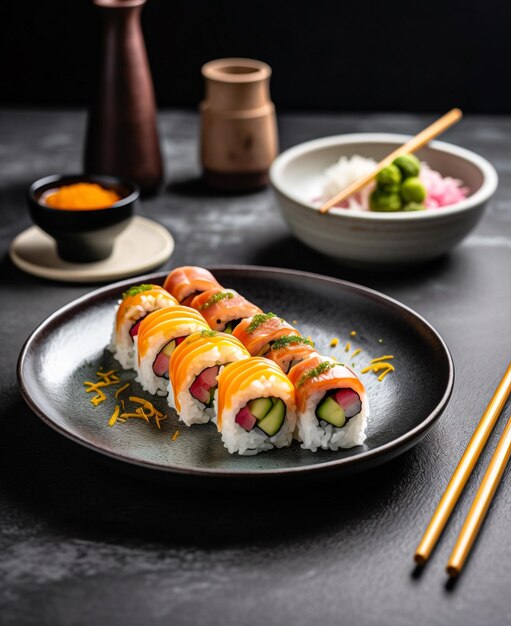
163, 266, 222, 303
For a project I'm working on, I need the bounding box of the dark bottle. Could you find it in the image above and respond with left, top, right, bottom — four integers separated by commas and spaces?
84, 0, 163, 196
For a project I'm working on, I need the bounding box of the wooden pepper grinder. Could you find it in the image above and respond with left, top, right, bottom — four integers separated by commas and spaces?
84, 0, 163, 196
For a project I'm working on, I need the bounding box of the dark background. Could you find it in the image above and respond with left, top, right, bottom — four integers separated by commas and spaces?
2, 0, 511, 113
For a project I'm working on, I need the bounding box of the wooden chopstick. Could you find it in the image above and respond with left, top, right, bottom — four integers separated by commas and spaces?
414, 363, 511, 565
446, 413, 511, 577
319, 108, 463, 214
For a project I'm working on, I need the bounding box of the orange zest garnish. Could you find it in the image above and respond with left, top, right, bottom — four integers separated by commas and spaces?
108, 405, 120, 427
361, 359, 395, 382
369, 355, 394, 364
84, 369, 121, 406
115, 383, 130, 399
155, 414, 168, 430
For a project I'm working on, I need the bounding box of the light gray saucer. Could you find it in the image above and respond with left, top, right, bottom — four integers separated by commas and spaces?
9, 216, 174, 283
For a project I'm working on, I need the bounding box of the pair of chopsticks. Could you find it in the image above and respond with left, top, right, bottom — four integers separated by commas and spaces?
415, 364, 511, 577
319, 108, 463, 214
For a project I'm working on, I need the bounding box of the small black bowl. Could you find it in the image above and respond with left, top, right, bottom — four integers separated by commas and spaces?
27, 174, 139, 263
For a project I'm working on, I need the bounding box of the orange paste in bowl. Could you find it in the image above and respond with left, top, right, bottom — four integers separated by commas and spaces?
43, 183, 122, 210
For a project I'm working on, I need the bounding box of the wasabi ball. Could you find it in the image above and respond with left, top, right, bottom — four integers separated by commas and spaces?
370, 189, 402, 212
401, 177, 427, 203
393, 154, 420, 178
403, 201, 426, 211
377, 164, 402, 189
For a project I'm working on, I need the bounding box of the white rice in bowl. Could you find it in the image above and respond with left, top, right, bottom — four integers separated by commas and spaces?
321, 155, 377, 211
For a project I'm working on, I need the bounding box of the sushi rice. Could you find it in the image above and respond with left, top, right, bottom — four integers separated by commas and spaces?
135, 320, 208, 396
220, 374, 296, 456
173, 345, 249, 427
110, 293, 174, 369
297, 388, 369, 452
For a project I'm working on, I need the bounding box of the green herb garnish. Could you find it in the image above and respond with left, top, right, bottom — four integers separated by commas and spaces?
185, 329, 217, 345
122, 284, 154, 299
200, 329, 217, 337
199, 291, 234, 310
246, 312, 277, 333
270, 335, 314, 350
297, 361, 335, 387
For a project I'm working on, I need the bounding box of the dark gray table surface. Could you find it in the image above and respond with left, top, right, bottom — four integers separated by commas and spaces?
1, 110, 510, 626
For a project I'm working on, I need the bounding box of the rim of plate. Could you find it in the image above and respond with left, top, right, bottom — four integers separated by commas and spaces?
17, 265, 455, 478
269, 133, 499, 220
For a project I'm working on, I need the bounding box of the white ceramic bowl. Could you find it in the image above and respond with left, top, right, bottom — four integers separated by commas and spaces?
270, 133, 498, 266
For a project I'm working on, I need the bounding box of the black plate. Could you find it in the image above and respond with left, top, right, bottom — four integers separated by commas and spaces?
17, 266, 454, 482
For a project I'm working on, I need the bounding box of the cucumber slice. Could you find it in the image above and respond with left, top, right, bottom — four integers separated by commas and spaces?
162, 340, 176, 357
248, 397, 273, 420
316, 396, 346, 428
258, 399, 286, 436
205, 386, 217, 409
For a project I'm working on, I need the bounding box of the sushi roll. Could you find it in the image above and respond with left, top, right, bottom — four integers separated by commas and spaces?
190, 288, 262, 333
163, 266, 222, 307
217, 357, 296, 455
288, 354, 369, 452
136, 306, 210, 395
232, 312, 302, 357
169, 330, 250, 426
265, 335, 317, 374
111, 284, 178, 369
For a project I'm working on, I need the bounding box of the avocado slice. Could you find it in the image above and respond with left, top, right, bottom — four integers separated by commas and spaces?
258, 399, 286, 436
162, 339, 176, 357
248, 397, 273, 420
316, 396, 346, 428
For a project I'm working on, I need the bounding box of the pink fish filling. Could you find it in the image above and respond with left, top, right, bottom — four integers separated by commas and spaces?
235, 406, 257, 431
152, 337, 186, 378
129, 319, 143, 339
189, 365, 220, 406
333, 389, 362, 418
